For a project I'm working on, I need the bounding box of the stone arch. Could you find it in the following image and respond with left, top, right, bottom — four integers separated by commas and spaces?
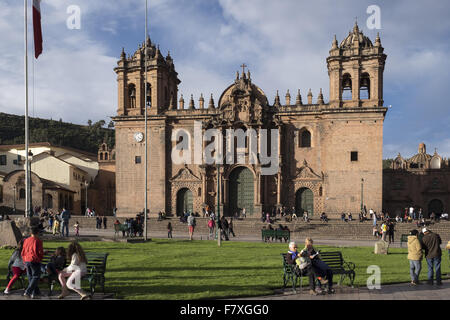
342, 73, 352, 100
360, 72, 370, 99
292, 180, 323, 216
295, 187, 314, 216
176, 187, 193, 216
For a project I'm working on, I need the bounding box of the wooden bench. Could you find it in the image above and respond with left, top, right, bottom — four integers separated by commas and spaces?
319, 251, 356, 287
262, 229, 290, 242
6, 249, 109, 296
400, 234, 409, 247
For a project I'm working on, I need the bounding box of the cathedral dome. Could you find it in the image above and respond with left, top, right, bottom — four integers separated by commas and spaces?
218, 71, 269, 110
340, 22, 373, 49
408, 143, 431, 168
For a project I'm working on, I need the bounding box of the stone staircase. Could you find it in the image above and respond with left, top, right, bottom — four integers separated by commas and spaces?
14, 215, 450, 243
141, 217, 450, 243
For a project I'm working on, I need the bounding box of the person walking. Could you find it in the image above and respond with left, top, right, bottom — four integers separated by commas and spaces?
421, 228, 442, 285
60, 208, 71, 237
187, 213, 196, 240
407, 229, 423, 285
96, 216, 101, 229
4, 239, 26, 294
167, 222, 173, 239
221, 217, 230, 241
207, 218, 215, 240
387, 220, 395, 243
103, 216, 107, 229
228, 218, 236, 238
21, 227, 44, 299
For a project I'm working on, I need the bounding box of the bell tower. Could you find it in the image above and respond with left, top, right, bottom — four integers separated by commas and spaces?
114, 37, 181, 116
327, 22, 386, 108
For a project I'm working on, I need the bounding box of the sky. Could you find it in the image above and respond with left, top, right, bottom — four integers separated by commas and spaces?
1, 0, 450, 159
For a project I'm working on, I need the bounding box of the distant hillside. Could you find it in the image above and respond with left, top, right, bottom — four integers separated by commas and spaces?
0, 112, 114, 154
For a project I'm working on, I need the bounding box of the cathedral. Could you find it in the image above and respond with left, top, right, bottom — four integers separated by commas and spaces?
112, 22, 387, 218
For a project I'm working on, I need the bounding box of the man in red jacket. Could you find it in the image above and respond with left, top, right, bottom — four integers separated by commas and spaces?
21, 227, 44, 298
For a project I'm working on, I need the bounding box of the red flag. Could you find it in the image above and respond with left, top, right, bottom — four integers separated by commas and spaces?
33, 0, 42, 59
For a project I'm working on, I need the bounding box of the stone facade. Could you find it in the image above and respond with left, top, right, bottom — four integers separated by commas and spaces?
113, 23, 388, 218
383, 143, 450, 217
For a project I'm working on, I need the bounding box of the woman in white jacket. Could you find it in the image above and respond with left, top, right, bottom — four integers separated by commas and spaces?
58, 241, 90, 300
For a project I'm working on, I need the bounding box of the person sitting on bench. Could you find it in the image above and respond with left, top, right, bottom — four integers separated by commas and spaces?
301, 237, 335, 294
286, 242, 323, 295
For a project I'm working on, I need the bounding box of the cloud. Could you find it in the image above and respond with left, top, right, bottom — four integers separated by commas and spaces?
1, 0, 449, 158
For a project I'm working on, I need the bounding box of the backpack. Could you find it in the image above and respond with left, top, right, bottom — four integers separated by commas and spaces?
208, 220, 214, 228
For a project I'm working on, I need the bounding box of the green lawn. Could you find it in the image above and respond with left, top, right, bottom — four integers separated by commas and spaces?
0, 239, 448, 300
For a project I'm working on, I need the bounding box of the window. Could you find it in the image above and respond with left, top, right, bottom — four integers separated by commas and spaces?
135, 156, 141, 164
0, 155, 6, 166
300, 130, 311, 148
19, 188, 26, 199
351, 151, 358, 162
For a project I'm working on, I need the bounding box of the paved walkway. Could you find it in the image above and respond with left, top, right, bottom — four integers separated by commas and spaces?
0, 290, 115, 300
59, 228, 448, 249
236, 279, 450, 300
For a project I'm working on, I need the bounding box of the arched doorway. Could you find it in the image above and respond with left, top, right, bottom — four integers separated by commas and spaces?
229, 167, 254, 217
295, 188, 314, 216
428, 199, 444, 217
176, 188, 193, 216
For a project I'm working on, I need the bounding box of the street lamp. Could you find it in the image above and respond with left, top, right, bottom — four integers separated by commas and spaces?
13, 185, 16, 214
216, 163, 221, 247
84, 180, 89, 214
27, 150, 33, 217
360, 178, 364, 215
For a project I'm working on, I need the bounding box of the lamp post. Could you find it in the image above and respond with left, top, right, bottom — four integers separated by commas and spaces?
28, 150, 33, 217
13, 185, 16, 214
84, 180, 89, 214
216, 163, 221, 247
144, 0, 150, 241
360, 178, 364, 215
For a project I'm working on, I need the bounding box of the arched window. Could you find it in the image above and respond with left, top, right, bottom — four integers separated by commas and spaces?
360, 73, 370, 99
104, 153, 109, 160
19, 188, 26, 199
299, 129, 311, 148
100, 153, 104, 161
342, 73, 352, 100
128, 84, 136, 108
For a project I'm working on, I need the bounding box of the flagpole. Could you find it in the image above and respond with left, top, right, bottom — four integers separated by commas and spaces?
24, 0, 30, 218
144, 0, 148, 240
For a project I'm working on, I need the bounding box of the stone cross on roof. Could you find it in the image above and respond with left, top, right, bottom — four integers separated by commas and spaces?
240, 63, 248, 74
